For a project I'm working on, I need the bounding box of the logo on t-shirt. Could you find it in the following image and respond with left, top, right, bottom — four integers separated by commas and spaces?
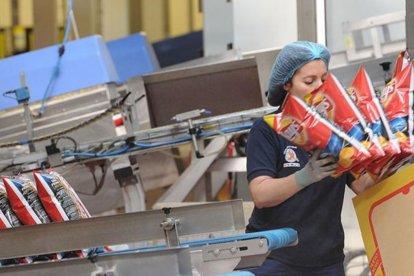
283, 146, 300, 168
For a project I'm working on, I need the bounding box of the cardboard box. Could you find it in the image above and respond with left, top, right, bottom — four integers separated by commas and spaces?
353, 163, 414, 275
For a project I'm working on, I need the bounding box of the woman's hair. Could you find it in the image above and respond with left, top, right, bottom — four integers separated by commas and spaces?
267, 41, 331, 107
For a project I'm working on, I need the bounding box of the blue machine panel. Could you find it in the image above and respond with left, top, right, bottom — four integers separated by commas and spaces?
106, 33, 160, 84
0, 35, 119, 110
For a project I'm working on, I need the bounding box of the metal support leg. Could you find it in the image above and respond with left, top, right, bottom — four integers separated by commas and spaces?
112, 156, 146, 213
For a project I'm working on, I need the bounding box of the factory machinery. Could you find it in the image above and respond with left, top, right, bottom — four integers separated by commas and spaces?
2, 0, 414, 272
0, 30, 298, 274
0, 199, 298, 275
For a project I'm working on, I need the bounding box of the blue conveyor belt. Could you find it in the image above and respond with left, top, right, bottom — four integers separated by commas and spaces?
181, 228, 297, 251
99, 228, 298, 257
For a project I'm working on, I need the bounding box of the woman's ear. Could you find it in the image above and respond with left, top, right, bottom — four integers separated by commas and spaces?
283, 82, 292, 92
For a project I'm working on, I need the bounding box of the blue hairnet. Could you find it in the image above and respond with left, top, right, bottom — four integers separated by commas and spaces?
267, 41, 331, 106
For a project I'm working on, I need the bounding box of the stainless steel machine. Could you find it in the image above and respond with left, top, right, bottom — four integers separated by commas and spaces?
1, 0, 414, 274
0, 200, 298, 275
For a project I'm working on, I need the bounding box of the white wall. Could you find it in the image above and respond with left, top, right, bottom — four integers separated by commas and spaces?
326, 0, 405, 53
233, 0, 297, 52
203, 0, 297, 56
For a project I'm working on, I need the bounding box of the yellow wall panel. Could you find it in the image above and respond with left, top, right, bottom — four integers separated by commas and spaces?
18, 0, 33, 28
190, 0, 203, 31
101, 0, 130, 40
0, 0, 12, 28
141, 0, 167, 42
167, 0, 191, 37
0, 30, 6, 58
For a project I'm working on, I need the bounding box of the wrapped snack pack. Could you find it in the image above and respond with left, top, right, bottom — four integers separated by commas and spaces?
347, 66, 400, 178
34, 171, 93, 258
0, 182, 22, 228
3, 176, 51, 225
380, 61, 414, 170
264, 94, 371, 176
304, 73, 384, 178
0, 182, 31, 266
33, 171, 90, 222
393, 50, 410, 78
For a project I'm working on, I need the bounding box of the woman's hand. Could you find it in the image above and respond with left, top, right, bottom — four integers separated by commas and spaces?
295, 149, 337, 189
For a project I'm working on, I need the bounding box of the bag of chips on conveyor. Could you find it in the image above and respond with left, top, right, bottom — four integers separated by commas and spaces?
0, 181, 32, 266
34, 171, 102, 258
33, 171, 90, 222
303, 73, 384, 178
380, 61, 414, 171
2, 176, 51, 225
264, 94, 371, 176
347, 66, 401, 179
0, 181, 22, 228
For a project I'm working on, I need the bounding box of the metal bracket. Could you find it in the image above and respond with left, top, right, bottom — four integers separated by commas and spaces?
160, 208, 180, 247
172, 109, 209, 159
201, 238, 268, 261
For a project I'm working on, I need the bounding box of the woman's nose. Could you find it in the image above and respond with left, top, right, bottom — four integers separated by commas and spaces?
314, 78, 323, 88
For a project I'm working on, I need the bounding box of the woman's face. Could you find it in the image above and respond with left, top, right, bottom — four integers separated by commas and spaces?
283, 59, 328, 99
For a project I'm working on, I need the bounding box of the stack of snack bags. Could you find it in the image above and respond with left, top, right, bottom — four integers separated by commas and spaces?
265, 52, 414, 179
304, 73, 385, 178
0, 171, 99, 265
264, 93, 371, 176
0, 181, 32, 266
380, 59, 414, 171
347, 66, 401, 179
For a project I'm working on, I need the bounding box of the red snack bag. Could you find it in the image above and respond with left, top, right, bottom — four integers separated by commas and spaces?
34, 171, 92, 258
393, 50, 410, 78
347, 66, 400, 178
304, 73, 383, 178
2, 176, 65, 262
0, 182, 22, 228
0, 181, 32, 265
380, 61, 414, 171
34, 171, 90, 222
264, 94, 371, 176
3, 176, 51, 225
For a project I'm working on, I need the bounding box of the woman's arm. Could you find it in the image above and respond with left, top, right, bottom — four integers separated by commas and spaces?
350, 173, 376, 194
249, 150, 337, 208
249, 174, 301, 208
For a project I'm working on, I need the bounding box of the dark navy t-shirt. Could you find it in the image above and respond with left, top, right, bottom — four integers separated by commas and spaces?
246, 116, 354, 268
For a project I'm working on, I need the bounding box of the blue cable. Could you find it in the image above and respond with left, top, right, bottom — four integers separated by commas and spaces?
63, 146, 130, 158
200, 124, 253, 137
134, 136, 192, 148
63, 124, 253, 157
62, 0, 73, 44
38, 0, 73, 115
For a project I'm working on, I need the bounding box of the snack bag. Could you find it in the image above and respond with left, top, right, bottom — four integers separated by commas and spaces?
380, 61, 414, 171
304, 73, 383, 178
347, 66, 401, 178
393, 50, 410, 78
33, 171, 90, 222
264, 94, 371, 176
0, 182, 22, 228
3, 176, 51, 225
2, 176, 61, 262
0, 181, 32, 266
34, 171, 93, 258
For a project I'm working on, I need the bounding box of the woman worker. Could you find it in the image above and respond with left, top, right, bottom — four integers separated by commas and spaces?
245, 41, 374, 275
